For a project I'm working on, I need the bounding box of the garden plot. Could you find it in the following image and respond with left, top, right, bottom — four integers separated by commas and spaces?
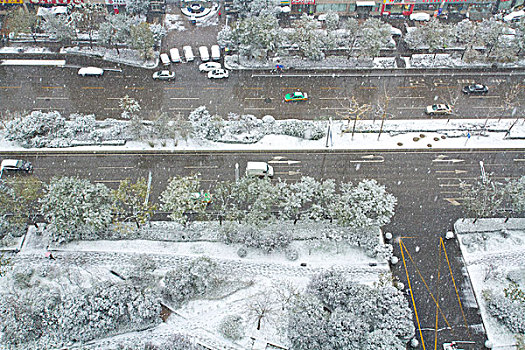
455, 218, 525, 348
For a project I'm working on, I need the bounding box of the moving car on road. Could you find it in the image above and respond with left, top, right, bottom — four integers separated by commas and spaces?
199, 62, 221, 72
0, 159, 33, 175
208, 69, 229, 79
462, 84, 488, 94
78, 67, 104, 77
426, 104, 452, 115
284, 91, 308, 102
152, 70, 176, 81
246, 162, 274, 178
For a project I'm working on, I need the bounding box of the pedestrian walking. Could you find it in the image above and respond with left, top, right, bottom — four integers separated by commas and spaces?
218, 10, 221, 17
45, 251, 55, 260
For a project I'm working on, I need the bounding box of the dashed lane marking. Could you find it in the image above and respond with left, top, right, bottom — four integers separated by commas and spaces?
35, 97, 67, 100
82, 86, 104, 90
42, 86, 63, 89
0, 86, 21, 89
170, 97, 199, 100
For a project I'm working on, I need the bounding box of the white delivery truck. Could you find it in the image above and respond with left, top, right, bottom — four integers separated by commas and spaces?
211, 45, 220, 61
183, 46, 194, 62
245, 162, 274, 178
198, 46, 210, 62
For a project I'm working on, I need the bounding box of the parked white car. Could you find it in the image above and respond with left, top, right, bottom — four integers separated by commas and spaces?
208, 69, 229, 79
78, 67, 104, 77
0, 159, 33, 174
409, 12, 431, 21
169, 48, 181, 63
152, 70, 175, 81
199, 62, 221, 72
504, 10, 525, 22
160, 53, 170, 66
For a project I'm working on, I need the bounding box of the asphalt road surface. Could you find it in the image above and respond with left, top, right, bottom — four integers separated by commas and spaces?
2, 55, 525, 120
1, 148, 523, 350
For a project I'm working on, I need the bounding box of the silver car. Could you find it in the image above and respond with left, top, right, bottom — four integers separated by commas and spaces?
152, 70, 176, 81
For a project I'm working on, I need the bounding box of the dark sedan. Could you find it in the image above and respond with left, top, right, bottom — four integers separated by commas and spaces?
462, 84, 488, 94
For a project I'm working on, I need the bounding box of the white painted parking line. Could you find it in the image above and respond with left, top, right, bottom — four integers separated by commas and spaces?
169, 108, 195, 111
170, 97, 199, 100
244, 97, 266, 100
319, 97, 348, 100
397, 106, 425, 109
468, 95, 500, 98
244, 107, 275, 110
36, 97, 68, 100
472, 106, 504, 109
32, 107, 65, 110
395, 96, 425, 99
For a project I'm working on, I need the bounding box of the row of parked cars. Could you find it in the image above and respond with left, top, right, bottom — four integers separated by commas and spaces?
160, 45, 221, 65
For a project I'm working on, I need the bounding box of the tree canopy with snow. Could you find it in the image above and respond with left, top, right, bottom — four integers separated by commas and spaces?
160, 174, 208, 226
290, 14, 324, 61
231, 14, 283, 60
39, 176, 113, 243
0, 176, 42, 236
288, 270, 414, 349
112, 177, 156, 229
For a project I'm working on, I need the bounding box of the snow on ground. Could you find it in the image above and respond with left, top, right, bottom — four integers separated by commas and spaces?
455, 218, 525, 349
14, 221, 388, 349
164, 14, 186, 32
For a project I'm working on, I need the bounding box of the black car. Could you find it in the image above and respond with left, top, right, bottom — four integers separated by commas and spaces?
462, 84, 488, 94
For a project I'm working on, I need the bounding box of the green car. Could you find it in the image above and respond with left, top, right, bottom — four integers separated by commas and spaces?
284, 91, 308, 102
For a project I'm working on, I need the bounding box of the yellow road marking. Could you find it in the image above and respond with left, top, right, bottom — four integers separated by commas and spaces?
82, 86, 104, 90
205, 87, 223, 90
42, 86, 63, 89
440, 237, 471, 338
359, 86, 377, 89
0, 86, 21, 89
125, 87, 144, 90
399, 239, 426, 350
164, 87, 184, 90
399, 86, 420, 89
243, 87, 263, 90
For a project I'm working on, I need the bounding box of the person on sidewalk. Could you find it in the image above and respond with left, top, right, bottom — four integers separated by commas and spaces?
45, 251, 56, 260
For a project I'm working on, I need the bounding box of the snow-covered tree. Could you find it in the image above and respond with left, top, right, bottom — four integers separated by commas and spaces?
130, 22, 155, 60
425, 18, 451, 55
323, 11, 340, 31
41, 13, 75, 44
98, 14, 134, 54
214, 176, 279, 225
454, 19, 477, 50
112, 177, 156, 229
291, 14, 324, 61
363, 329, 406, 350
341, 18, 359, 56
229, 0, 280, 17
506, 176, 525, 214
163, 257, 220, 305
119, 95, 144, 139
287, 294, 329, 349
39, 177, 112, 243
478, 18, 505, 58
188, 106, 224, 140
460, 177, 504, 221
359, 18, 393, 59
149, 23, 166, 43
160, 174, 207, 226
0, 176, 42, 234
280, 176, 336, 223
125, 0, 150, 16
246, 292, 277, 331
333, 179, 397, 228
231, 14, 282, 60
288, 270, 413, 349
5, 110, 66, 148
217, 25, 234, 49
6, 7, 39, 42
69, 3, 106, 47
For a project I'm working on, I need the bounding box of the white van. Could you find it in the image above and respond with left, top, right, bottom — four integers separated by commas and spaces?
211, 45, 220, 61
198, 46, 210, 62
169, 48, 181, 63
160, 53, 170, 66
183, 46, 194, 62
246, 162, 274, 178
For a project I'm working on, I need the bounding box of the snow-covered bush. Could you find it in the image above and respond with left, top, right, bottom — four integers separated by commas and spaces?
160, 174, 208, 226
188, 106, 224, 140
5, 110, 66, 147
276, 119, 325, 140
285, 247, 299, 261
237, 246, 248, 258
39, 177, 113, 243
0, 280, 160, 348
374, 243, 394, 261
222, 224, 292, 253
149, 23, 166, 43
218, 314, 245, 340
67, 113, 96, 135
485, 288, 525, 334
162, 257, 220, 305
